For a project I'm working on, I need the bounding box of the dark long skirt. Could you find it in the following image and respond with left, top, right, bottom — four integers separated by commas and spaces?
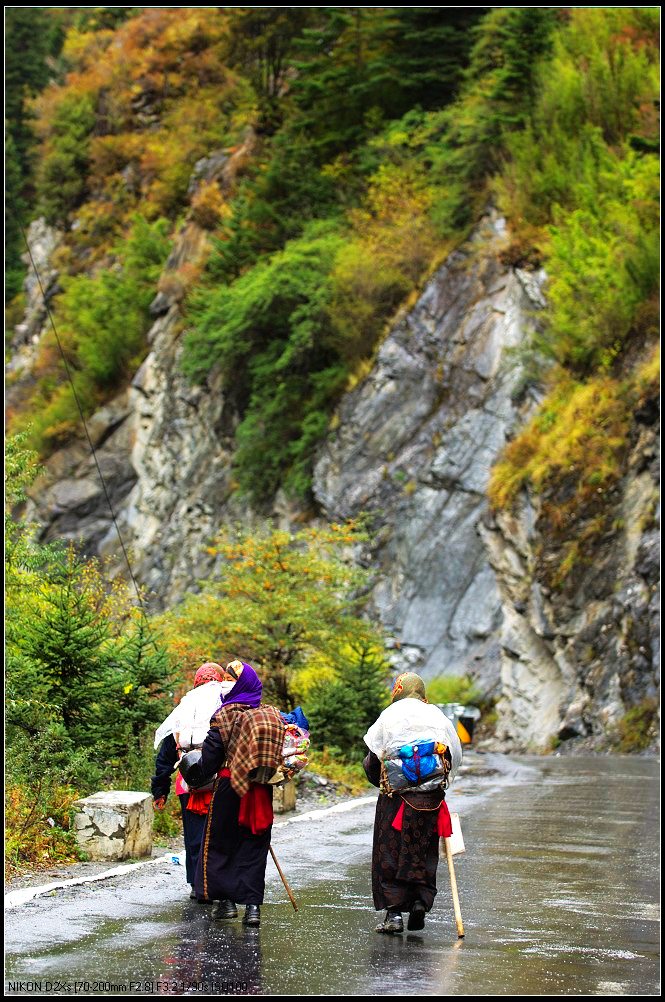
372, 791, 442, 913
194, 777, 272, 905
178, 793, 207, 885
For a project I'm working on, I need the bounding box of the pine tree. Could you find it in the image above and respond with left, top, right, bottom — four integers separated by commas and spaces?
18, 549, 111, 745
390, 7, 486, 109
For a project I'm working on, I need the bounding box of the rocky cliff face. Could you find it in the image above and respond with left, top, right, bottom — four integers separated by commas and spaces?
12, 198, 659, 752
313, 213, 545, 696
18, 145, 256, 603
481, 422, 659, 751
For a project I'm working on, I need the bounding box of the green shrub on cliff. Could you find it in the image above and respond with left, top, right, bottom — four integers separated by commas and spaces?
11, 215, 170, 454
36, 92, 96, 226
542, 159, 659, 375
183, 223, 347, 502
487, 8, 659, 587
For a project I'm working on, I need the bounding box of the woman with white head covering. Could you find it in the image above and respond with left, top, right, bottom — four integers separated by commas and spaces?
192, 659, 285, 928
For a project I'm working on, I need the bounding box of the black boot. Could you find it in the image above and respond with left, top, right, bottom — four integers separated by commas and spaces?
211, 899, 238, 920
376, 910, 404, 935
407, 900, 426, 931
189, 885, 197, 900
243, 904, 261, 927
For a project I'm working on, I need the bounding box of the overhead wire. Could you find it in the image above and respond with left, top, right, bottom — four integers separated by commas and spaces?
15, 214, 149, 619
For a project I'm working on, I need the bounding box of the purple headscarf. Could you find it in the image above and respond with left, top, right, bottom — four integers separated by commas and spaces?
219, 662, 262, 709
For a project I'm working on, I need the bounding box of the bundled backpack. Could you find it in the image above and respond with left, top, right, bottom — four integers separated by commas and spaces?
382, 739, 451, 793
269, 707, 310, 784
248, 706, 310, 786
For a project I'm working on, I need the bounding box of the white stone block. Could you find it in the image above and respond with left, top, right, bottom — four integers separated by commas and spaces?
73, 791, 153, 861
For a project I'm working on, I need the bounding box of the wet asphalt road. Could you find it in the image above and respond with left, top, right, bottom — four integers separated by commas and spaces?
5, 754, 660, 996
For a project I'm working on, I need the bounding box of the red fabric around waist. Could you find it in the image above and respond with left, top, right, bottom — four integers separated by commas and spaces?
391, 798, 452, 838
238, 782, 274, 834
185, 767, 228, 814
186, 789, 214, 814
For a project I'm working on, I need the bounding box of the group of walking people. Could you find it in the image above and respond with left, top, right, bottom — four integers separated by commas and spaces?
152, 658, 462, 934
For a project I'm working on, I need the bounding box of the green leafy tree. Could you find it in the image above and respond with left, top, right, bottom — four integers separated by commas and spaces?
156, 520, 390, 711
210, 7, 482, 279
5, 130, 29, 303
5, 8, 61, 168
227, 8, 312, 130
184, 222, 346, 502
36, 91, 97, 225
307, 640, 390, 759
390, 8, 485, 109
109, 618, 174, 750
17, 548, 111, 745
5, 7, 66, 300
429, 6, 558, 229
5, 434, 175, 871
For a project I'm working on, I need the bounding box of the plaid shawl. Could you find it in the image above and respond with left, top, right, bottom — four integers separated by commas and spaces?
211, 704, 285, 797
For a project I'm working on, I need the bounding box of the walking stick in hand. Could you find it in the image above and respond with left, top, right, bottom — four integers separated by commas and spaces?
270, 845, 299, 912
443, 836, 465, 938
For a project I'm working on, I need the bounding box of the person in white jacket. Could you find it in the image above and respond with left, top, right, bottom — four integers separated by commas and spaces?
151, 661, 233, 896
363, 671, 462, 934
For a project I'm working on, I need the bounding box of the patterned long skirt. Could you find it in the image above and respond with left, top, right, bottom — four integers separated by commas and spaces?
371, 791, 442, 913
194, 776, 272, 905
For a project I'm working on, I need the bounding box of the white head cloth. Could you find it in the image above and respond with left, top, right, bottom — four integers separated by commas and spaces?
154, 681, 225, 750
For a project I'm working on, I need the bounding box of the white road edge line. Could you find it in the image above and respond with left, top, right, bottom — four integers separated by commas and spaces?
5, 853, 181, 910
5, 795, 377, 910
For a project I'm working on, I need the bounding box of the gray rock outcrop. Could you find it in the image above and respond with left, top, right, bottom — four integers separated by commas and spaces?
314, 213, 544, 693
24, 392, 137, 555
11, 218, 63, 350
482, 423, 660, 750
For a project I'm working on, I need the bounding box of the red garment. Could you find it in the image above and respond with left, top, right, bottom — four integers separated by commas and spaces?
238, 782, 274, 835
391, 798, 452, 838
191, 767, 273, 832
184, 766, 225, 814
186, 789, 214, 815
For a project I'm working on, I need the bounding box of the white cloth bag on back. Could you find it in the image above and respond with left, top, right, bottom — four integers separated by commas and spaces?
363, 697, 463, 786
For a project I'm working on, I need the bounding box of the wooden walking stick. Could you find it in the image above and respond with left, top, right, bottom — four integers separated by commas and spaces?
443, 836, 465, 938
270, 845, 299, 912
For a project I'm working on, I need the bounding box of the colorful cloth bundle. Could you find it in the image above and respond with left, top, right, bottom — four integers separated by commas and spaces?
398, 739, 440, 783
270, 706, 310, 783
281, 722, 310, 777
381, 738, 452, 793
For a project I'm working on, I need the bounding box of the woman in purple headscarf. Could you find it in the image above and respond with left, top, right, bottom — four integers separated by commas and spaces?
193, 660, 285, 928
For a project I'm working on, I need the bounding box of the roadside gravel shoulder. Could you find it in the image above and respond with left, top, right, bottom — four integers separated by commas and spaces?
4, 770, 365, 897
